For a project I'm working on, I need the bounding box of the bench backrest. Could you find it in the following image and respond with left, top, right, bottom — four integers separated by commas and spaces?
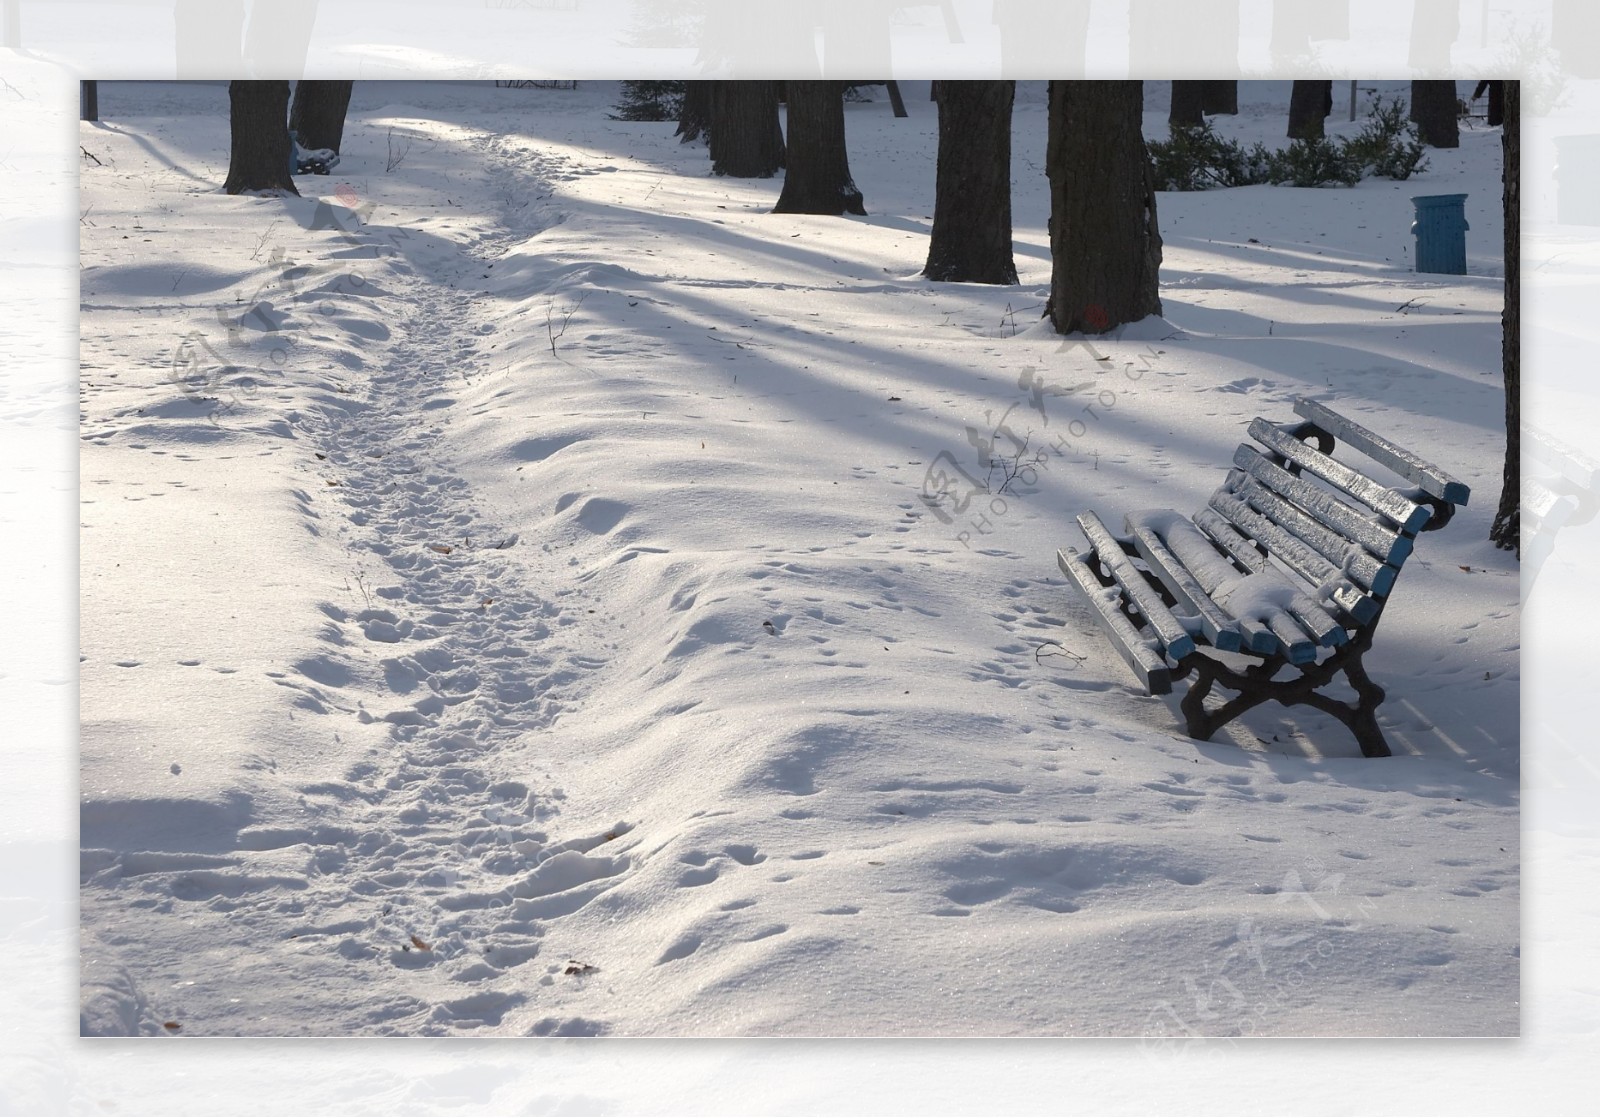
1195, 396, 1469, 634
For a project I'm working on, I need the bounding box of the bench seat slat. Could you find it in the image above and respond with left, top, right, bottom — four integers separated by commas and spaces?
1074, 513, 1196, 661
1057, 547, 1173, 694
1233, 446, 1414, 566
1294, 396, 1471, 505
1261, 610, 1318, 665
1171, 505, 1347, 648
1134, 512, 1319, 662
1219, 471, 1398, 596
1126, 508, 1260, 655
1194, 507, 1380, 627
1249, 418, 1433, 533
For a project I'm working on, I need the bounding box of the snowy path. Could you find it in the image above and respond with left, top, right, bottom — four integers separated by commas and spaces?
80, 81, 1518, 1037
81, 117, 646, 1035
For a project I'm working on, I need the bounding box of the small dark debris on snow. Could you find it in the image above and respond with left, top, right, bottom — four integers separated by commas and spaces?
565, 960, 597, 976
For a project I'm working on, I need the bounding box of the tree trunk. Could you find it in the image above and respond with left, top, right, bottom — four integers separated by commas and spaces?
1202, 79, 1237, 115
1169, 81, 1205, 128
677, 80, 711, 144
773, 81, 865, 216
290, 81, 353, 153
1410, 80, 1460, 148
223, 80, 298, 196
1491, 81, 1519, 554
924, 80, 1017, 285
1046, 81, 1162, 335
1287, 79, 1332, 139
885, 80, 908, 118
81, 80, 98, 122
709, 81, 785, 178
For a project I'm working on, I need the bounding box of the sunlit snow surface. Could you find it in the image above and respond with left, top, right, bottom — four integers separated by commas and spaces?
77, 79, 1518, 1037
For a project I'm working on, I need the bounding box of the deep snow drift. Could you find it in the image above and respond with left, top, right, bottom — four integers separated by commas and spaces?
78, 79, 1517, 1037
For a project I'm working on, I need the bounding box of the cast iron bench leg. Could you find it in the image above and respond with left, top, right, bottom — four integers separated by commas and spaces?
1175, 633, 1393, 758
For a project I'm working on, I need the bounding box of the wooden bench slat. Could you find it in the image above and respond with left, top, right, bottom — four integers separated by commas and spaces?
1249, 418, 1434, 533
1221, 470, 1399, 596
1293, 396, 1471, 505
1207, 488, 1359, 593
1261, 610, 1318, 665
1232, 446, 1414, 566
1174, 503, 1347, 648
1139, 511, 1319, 662
1057, 547, 1173, 694
1194, 507, 1381, 627
1121, 513, 1244, 653
1074, 512, 1196, 661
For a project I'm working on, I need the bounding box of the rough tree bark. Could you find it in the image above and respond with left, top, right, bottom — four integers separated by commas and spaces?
223, 80, 298, 196
1410, 80, 1460, 148
1170, 81, 1205, 128
709, 81, 785, 178
923, 80, 1017, 285
773, 81, 865, 216
1287, 79, 1332, 139
1202, 79, 1238, 115
1491, 81, 1519, 554
1046, 81, 1162, 335
289, 80, 354, 170
677, 80, 711, 144
1485, 80, 1505, 127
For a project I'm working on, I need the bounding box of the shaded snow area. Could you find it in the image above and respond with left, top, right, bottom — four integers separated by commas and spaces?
79, 80, 1517, 1037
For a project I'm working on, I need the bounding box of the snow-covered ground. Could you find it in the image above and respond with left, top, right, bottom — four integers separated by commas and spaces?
73, 78, 1522, 1041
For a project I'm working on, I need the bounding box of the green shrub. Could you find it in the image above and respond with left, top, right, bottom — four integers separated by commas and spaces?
1148, 120, 1263, 190
1343, 93, 1429, 180
1264, 137, 1362, 187
612, 81, 684, 122
1148, 93, 1427, 191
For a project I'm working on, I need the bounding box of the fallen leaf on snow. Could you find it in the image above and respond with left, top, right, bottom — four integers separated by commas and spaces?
410, 934, 431, 951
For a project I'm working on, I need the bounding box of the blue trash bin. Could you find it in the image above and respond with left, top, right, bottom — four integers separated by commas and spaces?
1410, 194, 1469, 275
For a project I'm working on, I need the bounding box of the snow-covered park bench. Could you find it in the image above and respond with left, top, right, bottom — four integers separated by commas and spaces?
1057, 397, 1469, 758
